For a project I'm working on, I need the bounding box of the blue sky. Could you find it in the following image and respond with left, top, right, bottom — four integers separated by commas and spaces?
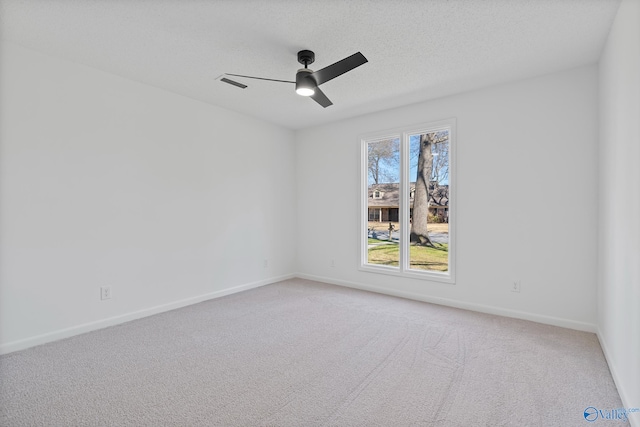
368, 133, 448, 185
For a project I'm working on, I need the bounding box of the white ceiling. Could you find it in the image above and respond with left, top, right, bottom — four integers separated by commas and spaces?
0, 0, 621, 130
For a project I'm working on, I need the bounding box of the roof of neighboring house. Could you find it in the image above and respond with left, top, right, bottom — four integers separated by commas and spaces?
368, 182, 449, 208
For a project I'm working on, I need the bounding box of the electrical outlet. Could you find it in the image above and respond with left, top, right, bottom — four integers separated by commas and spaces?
512, 281, 521, 293
330, 259, 335, 267
263, 259, 268, 269
100, 286, 112, 300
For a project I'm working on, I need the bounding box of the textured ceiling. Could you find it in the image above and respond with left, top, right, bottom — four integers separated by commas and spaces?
0, 0, 621, 130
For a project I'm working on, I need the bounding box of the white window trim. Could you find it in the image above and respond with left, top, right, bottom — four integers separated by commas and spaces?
360, 118, 456, 284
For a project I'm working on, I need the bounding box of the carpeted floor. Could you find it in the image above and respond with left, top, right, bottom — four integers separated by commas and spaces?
0, 279, 625, 426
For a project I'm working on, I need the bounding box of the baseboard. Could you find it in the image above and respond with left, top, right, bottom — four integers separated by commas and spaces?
1, 271, 598, 352
0, 273, 295, 355
295, 273, 597, 333
597, 329, 640, 427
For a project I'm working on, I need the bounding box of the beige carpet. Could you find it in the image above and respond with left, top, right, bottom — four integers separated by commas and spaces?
0, 279, 625, 426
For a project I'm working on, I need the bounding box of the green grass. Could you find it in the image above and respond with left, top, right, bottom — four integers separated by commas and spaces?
368, 238, 392, 244
367, 243, 448, 271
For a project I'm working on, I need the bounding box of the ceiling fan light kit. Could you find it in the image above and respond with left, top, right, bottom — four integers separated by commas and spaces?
222, 50, 368, 108
295, 69, 315, 96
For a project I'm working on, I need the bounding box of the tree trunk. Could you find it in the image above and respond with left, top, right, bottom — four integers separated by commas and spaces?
410, 134, 435, 246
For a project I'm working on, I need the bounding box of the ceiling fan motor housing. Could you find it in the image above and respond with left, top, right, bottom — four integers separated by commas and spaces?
295, 68, 316, 95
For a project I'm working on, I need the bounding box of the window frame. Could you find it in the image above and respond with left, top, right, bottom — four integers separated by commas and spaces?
360, 118, 456, 284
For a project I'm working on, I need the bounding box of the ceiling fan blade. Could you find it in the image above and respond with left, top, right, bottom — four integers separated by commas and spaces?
310, 86, 333, 108
225, 73, 295, 84
310, 52, 368, 86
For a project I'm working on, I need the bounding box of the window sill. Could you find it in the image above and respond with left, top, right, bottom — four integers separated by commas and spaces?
359, 264, 455, 285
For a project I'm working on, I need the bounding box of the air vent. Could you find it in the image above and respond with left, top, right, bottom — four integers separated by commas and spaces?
220, 77, 247, 89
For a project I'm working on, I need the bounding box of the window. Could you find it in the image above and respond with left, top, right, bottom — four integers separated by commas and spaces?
361, 119, 456, 283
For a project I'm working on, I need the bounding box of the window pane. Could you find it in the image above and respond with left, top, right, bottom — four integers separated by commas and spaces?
366, 138, 400, 267
408, 131, 450, 272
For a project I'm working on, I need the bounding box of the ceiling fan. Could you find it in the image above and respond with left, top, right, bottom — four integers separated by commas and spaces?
220, 50, 368, 108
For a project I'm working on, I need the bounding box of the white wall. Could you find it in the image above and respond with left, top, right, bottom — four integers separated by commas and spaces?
296, 65, 599, 331
598, 0, 640, 419
0, 42, 297, 353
